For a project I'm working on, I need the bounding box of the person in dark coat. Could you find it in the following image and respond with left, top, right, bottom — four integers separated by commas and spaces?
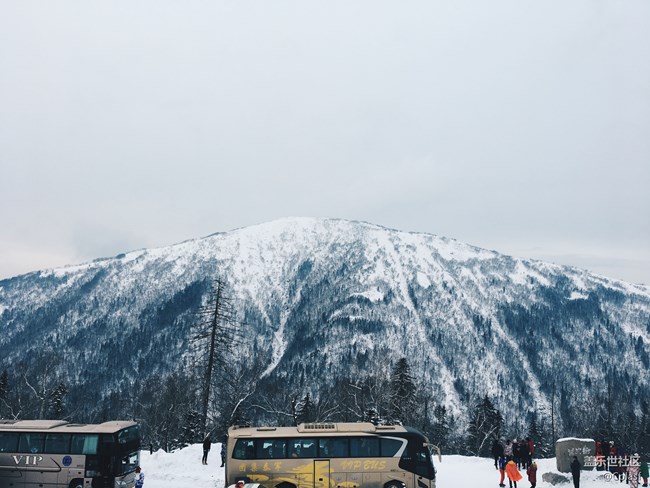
641, 456, 649, 487
571, 456, 581, 488
492, 439, 504, 469
202, 435, 211, 465
525, 438, 534, 469
513, 439, 522, 469
639, 459, 648, 486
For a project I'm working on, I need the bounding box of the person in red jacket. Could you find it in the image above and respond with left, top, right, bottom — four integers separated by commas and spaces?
526, 438, 534, 469
527, 460, 538, 488
505, 457, 523, 488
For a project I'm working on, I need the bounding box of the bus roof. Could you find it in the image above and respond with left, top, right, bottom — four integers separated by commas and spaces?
229, 423, 414, 438
0, 420, 138, 434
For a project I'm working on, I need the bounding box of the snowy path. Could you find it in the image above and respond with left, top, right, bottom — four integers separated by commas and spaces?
140, 445, 621, 488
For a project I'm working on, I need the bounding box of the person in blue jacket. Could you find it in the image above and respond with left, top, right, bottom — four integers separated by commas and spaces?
134, 466, 144, 488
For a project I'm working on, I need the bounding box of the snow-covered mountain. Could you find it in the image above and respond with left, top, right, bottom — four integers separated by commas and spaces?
1, 218, 649, 430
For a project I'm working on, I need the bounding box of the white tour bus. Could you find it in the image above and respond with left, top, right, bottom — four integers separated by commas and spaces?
0, 420, 140, 488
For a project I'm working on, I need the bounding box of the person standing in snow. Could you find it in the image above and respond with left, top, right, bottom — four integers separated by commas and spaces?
134, 466, 144, 488
527, 460, 537, 488
512, 439, 521, 469
570, 456, 581, 488
628, 454, 641, 488
504, 440, 513, 458
505, 457, 522, 488
202, 435, 211, 465
221, 441, 226, 467
640, 457, 649, 487
525, 438, 534, 469
497, 456, 507, 487
595, 441, 605, 471
491, 439, 504, 469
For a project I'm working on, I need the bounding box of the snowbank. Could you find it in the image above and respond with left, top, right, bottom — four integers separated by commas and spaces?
141, 443, 225, 488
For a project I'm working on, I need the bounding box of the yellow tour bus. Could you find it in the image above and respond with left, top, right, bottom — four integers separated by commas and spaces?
0, 419, 140, 488
226, 423, 438, 488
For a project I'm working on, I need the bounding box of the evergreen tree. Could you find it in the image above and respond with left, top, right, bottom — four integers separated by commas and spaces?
431, 405, 450, 452
637, 400, 650, 457
363, 407, 381, 425
296, 393, 315, 424
180, 409, 204, 447
527, 412, 552, 458
467, 395, 503, 456
388, 358, 417, 424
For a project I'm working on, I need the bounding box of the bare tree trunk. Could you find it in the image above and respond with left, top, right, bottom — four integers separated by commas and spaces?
551, 382, 555, 445
201, 282, 223, 433
191, 278, 240, 438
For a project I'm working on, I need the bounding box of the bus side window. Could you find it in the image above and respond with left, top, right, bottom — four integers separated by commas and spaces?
45, 434, 71, 454
18, 433, 45, 454
234, 440, 255, 460
257, 440, 275, 459
333, 438, 349, 457
71, 434, 99, 455
302, 440, 316, 457
289, 439, 315, 458
0, 433, 18, 453
350, 438, 379, 457
272, 440, 286, 459
380, 438, 403, 457
318, 439, 332, 457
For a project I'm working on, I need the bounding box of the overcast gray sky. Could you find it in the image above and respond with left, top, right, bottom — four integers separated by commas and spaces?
1, 0, 649, 285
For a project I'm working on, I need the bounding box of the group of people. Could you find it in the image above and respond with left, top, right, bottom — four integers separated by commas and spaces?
491, 438, 535, 470
202, 435, 227, 466
491, 438, 537, 488
490, 437, 650, 488
495, 456, 537, 488
592, 440, 649, 487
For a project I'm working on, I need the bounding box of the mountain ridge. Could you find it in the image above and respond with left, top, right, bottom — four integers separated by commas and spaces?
1, 217, 649, 438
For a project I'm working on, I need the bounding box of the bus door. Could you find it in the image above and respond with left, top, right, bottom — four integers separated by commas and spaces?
412, 447, 434, 488
413, 471, 432, 488
313, 460, 330, 488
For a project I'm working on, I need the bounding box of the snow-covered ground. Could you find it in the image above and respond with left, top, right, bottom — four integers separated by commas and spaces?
140, 444, 624, 488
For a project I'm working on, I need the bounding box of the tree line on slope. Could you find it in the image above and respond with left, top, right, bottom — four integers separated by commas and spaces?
2, 279, 650, 457
4, 350, 650, 459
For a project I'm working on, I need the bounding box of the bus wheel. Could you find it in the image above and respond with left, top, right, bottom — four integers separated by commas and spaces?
69, 479, 84, 488
384, 482, 405, 488
276, 482, 297, 488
